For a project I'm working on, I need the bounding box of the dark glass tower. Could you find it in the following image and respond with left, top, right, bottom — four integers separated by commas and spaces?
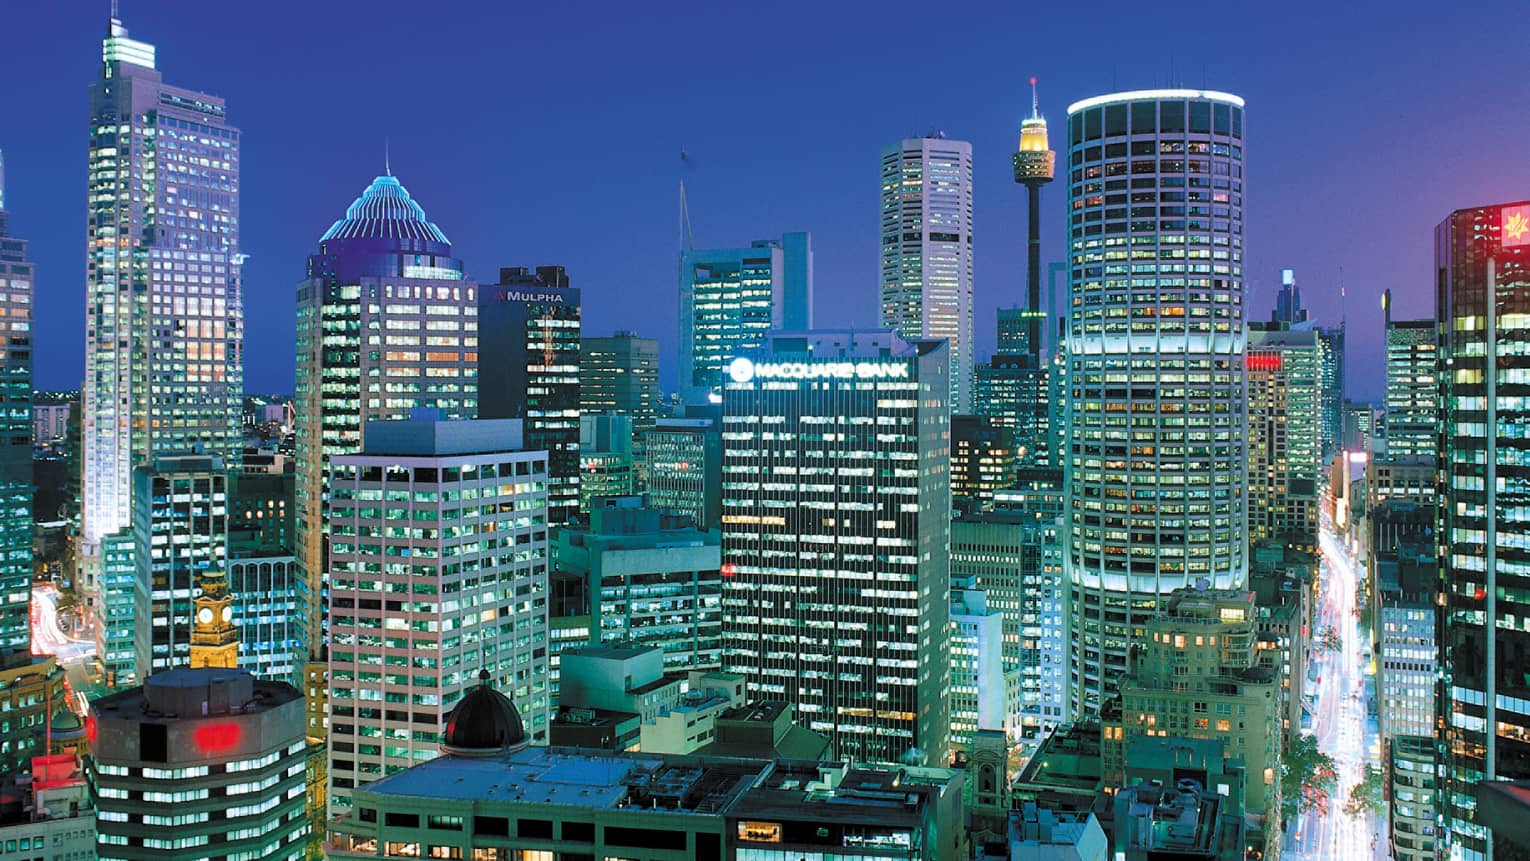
1437, 199, 1530, 859
478, 267, 582, 525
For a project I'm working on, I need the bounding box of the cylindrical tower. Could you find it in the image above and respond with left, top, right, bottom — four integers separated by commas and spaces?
1013, 77, 1055, 363
1062, 90, 1248, 716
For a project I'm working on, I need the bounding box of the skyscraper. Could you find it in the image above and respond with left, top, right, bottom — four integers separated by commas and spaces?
1246, 325, 1322, 543
133, 453, 229, 675
975, 308, 1051, 469
880, 137, 974, 413
294, 171, 477, 659
1436, 199, 1530, 859
0, 149, 35, 660
1382, 290, 1438, 461
644, 415, 721, 529
1271, 268, 1307, 326
83, 15, 243, 619
325, 418, 550, 813
1062, 90, 1248, 715
678, 232, 813, 404
721, 330, 951, 766
580, 331, 660, 433
478, 266, 581, 524
1317, 323, 1346, 461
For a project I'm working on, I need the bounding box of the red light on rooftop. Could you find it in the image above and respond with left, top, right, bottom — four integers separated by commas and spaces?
1246, 353, 1282, 372
193, 722, 241, 754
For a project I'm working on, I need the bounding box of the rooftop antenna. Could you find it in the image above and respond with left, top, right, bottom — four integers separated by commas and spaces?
111, 0, 119, 19
679, 148, 694, 252
384, 138, 391, 177
1030, 76, 1040, 119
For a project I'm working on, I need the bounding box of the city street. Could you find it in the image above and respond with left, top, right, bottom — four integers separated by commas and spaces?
1290, 517, 1386, 859
31, 584, 97, 715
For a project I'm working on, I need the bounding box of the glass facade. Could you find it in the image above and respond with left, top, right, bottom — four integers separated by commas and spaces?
83, 19, 243, 553
295, 173, 477, 660
880, 139, 974, 413
720, 331, 951, 766
1436, 200, 1530, 860
1246, 326, 1321, 543
0, 160, 34, 661
1384, 314, 1438, 460
132, 454, 228, 675
1063, 90, 1248, 716
477, 267, 581, 525
679, 233, 812, 405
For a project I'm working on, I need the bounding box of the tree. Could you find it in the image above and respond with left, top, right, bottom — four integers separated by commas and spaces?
1282, 734, 1338, 821
1343, 765, 1386, 817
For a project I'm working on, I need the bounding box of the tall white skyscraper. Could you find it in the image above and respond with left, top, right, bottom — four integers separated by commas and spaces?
82, 15, 243, 588
880, 136, 974, 413
1062, 90, 1248, 716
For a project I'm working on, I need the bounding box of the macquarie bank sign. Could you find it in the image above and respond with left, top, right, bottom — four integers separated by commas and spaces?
727, 356, 910, 384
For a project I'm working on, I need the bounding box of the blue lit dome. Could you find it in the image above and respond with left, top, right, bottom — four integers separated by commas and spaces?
320, 174, 450, 244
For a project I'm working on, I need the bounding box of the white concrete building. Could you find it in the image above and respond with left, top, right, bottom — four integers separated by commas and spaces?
325, 418, 549, 814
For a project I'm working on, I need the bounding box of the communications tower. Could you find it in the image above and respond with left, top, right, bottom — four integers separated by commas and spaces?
1012, 77, 1055, 364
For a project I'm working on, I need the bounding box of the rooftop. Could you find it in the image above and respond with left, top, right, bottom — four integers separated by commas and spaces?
321, 174, 450, 245
355, 746, 767, 813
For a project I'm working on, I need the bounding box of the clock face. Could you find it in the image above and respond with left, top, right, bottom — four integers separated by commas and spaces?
221, 606, 233, 623
198, 607, 214, 625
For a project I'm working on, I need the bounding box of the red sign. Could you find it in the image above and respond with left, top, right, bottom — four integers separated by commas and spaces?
1504, 204, 1530, 248
193, 722, 242, 754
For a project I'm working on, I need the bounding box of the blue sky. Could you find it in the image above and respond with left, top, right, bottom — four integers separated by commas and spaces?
3, 0, 1527, 400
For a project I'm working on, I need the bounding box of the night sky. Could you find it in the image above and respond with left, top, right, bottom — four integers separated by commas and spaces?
3, 1, 1527, 401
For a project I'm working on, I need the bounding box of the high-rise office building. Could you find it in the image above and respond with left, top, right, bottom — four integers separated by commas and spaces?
950, 414, 1016, 515
952, 475, 1068, 737
554, 499, 721, 672
580, 331, 660, 433
1271, 267, 1307, 326
294, 170, 478, 659
577, 413, 634, 512
949, 581, 1007, 751
975, 308, 1051, 469
1246, 325, 1322, 543
644, 414, 722, 529
880, 137, 975, 413
478, 266, 581, 524
721, 330, 951, 766
1436, 199, 1530, 859
0, 149, 35, 661
324, 418, 549, 813
82, 15, 243, 559
678, 232, 813, 404
1062, 90, 1248, 715
1382, 290, 1438, 461
88, 668, 307, 861
1317, 323, 1346, 462
133, 453, 229, 675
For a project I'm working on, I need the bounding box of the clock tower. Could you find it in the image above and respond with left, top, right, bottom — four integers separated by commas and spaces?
190, 567, 238, 669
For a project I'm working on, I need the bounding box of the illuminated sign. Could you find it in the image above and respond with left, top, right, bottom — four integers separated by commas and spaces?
1246, 353, 1282, 372
496, 290, 568, 303
727, 356, 910, 384
192, 722, 242, 754
1503, 204, 1530, 248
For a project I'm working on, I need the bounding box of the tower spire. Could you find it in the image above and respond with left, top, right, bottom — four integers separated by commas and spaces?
1030, 76, 1039, 120
385, 139, 392, 177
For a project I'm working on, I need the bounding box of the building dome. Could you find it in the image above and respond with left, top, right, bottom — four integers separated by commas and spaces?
320, 174, 450, 245
442, 670, 525, 757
